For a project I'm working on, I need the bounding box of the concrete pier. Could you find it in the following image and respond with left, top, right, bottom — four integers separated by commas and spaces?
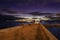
0, 23, 57, 40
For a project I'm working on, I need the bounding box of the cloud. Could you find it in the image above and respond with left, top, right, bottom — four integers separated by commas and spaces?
1, 8, 18, 14
51, 0, 60, 2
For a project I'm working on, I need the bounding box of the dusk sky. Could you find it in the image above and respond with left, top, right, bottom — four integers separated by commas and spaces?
0, 0, 60, 17
0, 0, 60, 12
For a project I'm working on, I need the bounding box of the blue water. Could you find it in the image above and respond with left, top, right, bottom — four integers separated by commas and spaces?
0, 21, 32, 29
42, 23, 60, 39
40, 20, 60, 40
47, 27, 60, 40
0, 21, 21, 29
40, 20, 60, 24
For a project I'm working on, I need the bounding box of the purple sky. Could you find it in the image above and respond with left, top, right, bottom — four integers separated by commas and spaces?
0, 0, 60, 13
0, 0, 60, 17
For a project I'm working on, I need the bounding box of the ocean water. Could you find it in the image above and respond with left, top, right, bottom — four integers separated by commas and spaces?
0, 21, 21, 29
47, 27, 60, 40
41, 20, 60, 40
0, 20, 32, 29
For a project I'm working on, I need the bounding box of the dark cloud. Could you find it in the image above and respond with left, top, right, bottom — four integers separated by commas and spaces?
0, 0, 60, 14
1, 8, 17, 14
51, 0, 60, 2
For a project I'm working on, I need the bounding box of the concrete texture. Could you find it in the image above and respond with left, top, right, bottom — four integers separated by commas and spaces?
0, 23, 57, 40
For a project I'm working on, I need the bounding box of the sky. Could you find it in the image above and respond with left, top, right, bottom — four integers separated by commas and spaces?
0, 0, 60, 17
